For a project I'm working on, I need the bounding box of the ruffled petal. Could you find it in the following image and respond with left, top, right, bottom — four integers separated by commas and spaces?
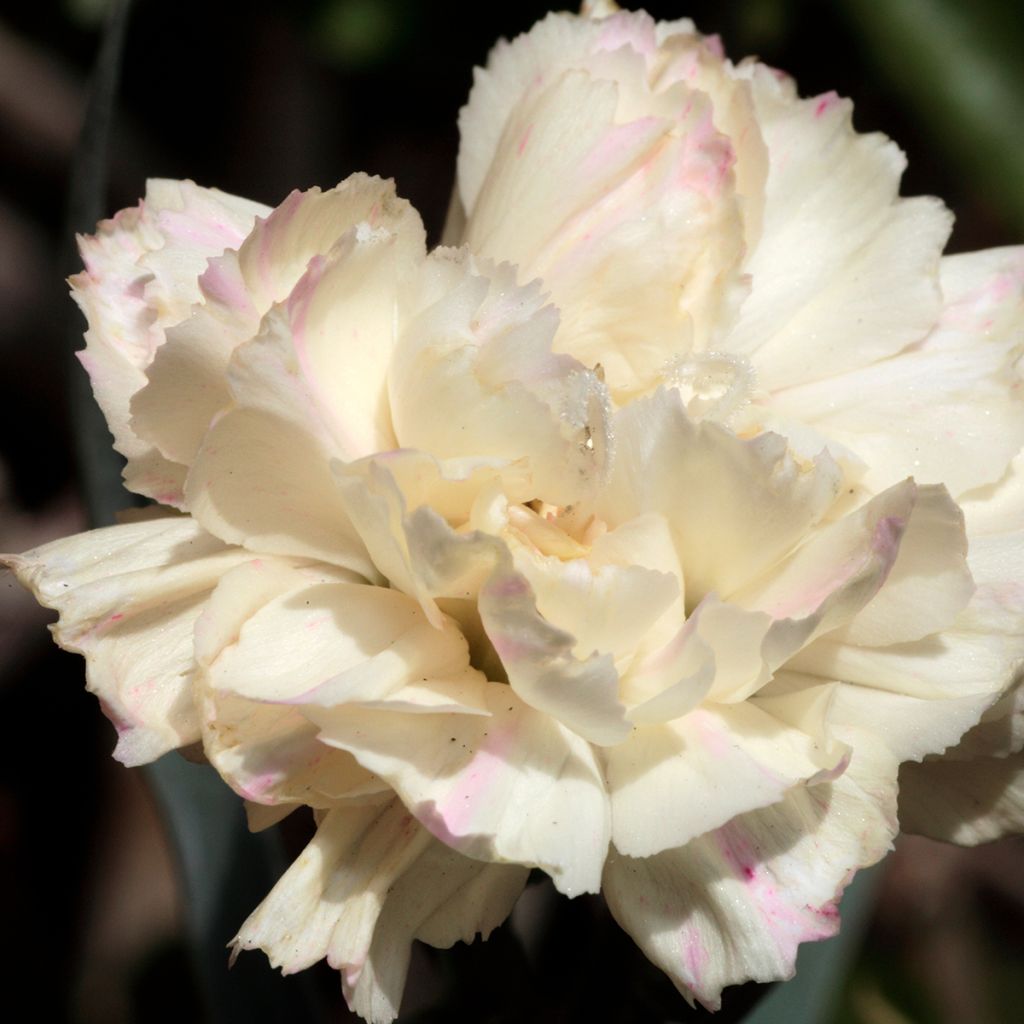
132, 175, 424, 475
307, 686, 611, 897
391, 249, 610, 507
183, 232, 424, 574
765, 248, 1024, 497
71, 180, 268, 502
607, 692, 849, 857
233, 799, 527, 1024
603, 722, 897, 1009
596, 390, 842, 605
2, 515, 251, 764
722, 65, 951, 390
458, 13, 745, 400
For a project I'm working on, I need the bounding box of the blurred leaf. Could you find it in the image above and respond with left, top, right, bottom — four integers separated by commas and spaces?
313, 0, 414, 69
840, 0, 1024, 232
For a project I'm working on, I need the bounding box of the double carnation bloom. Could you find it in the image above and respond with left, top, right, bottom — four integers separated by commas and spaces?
7, 7, 1024, 1022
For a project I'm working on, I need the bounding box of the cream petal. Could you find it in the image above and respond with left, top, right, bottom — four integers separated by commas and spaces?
196, 554, 487, 805
307, 686, 610, 897
596, 390, 842, 605
72, 180, 268, 503
128, 261, 261, 470
2, 515, 251, 764
518, 553, 679, 673
346, 827, 528, 1023
723, 65, 951, 389
183, 196, 426, 573
478, 562, 631, 746
208, 580, 479, 708
898, 750, 1024, 845
826, 485, 973, 647
604, 723, 897, 1009
233, 800, 527, 1024
391, 250, 609, 508
625, 598, 766, 723
194, 556, 392, 808
784, 620, 1011, 762
185, 405, 375, 577
334, 459, 507, 624
607, 696, 849, 858
132, 175, 423, 472
462, 66, 744, 399
941, 682, 1024, 762
456, 12, 608, 214
766, 253, 1024, 498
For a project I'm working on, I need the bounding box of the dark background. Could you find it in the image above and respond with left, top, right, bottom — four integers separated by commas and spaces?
2, 2, 1022, 1022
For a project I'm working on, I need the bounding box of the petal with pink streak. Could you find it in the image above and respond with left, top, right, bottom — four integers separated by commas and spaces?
306, 686, 610, 897
71, 179, 268, 503
132, 175, 423, 474
607, 695, 850, 858
603, 723, 897, 1008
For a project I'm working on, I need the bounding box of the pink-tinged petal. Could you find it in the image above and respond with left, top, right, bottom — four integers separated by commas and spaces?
456, 12, 610, 214
306, 686, 610, 897
2, 515, 252, 764
183, 203, 427, 574
722, 65, 951, 390
206, 576, 480, 710
478, 561, 630, 746
596, 390, 842, 605
603, 723, 897, 1008
132, 175, 422, 473
195, 554, 487, 808
898, 749, 1024, 845
827, 485, 973, 647
71, 180, 268, 503
391, 250, 610, 508
233, 800, 527, 1024
607, 694, 849, 858
461, 39, 745, 400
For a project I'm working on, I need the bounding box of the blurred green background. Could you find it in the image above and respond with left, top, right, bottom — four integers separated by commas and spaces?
1, 2, 1022, 1023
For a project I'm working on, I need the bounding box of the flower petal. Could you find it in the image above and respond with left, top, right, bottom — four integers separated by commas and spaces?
603, 720, 897, 1009
722, 66, 951, 390
607, 694, 849, 858
459, 15, 745, 399
391, 249, 610, 507
233, 799, 527, 1024
132, 175, 423, 473
72, 180, 268, 502
307, 686, 610, 897
2, 515, 251, 764
596, 389, 842, 604
766, 249, 1024, 497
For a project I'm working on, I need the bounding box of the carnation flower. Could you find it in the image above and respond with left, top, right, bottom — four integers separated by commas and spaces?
5, 5, 1023, 1023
